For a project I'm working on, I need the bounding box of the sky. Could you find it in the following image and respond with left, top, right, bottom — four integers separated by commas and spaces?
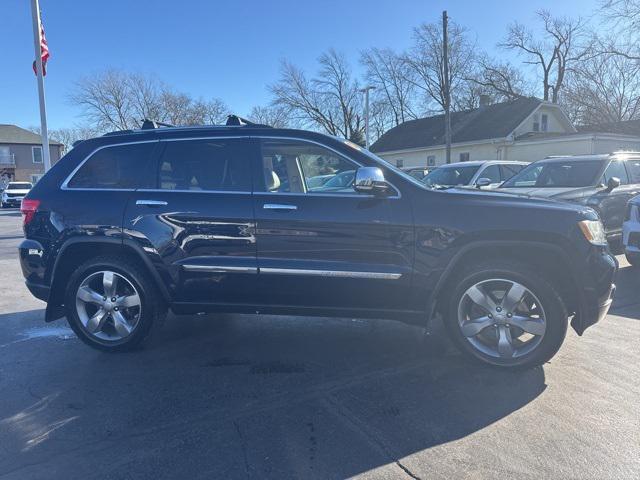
1, 0, 602, 130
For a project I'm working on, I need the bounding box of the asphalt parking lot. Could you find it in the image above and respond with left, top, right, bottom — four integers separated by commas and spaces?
0, 208, 638, 480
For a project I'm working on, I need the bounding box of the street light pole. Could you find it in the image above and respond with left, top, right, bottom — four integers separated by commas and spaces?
359, 85, 376, 149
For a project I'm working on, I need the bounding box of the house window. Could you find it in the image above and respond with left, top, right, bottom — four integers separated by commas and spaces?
533, 114, 540, 132
541, 114, 548, 132
396, 159, 404, 168
459, 152, 470, 162
427, 155, 436, 166
31, 174, 43, 184
32, 146, 43, 163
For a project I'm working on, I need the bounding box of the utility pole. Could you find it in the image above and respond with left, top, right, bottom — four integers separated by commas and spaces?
30, 0, 51, 172
443, 10, 452, 164
360, 85, 376, 149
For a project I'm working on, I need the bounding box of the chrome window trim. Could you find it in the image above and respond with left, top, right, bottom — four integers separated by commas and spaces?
61, 135, 401, 198
259, 267, 402, 280
61, 139, 160, 191
182, 265, 258, 274
136, 188, 252, 194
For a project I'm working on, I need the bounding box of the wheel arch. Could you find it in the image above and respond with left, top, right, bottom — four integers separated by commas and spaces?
428, 240, 581, 323
46, 237, 171, 322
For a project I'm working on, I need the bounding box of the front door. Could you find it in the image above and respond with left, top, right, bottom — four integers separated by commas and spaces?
123, 137, 258, 305
595, 159, 638, 237
252, 138, 413, 314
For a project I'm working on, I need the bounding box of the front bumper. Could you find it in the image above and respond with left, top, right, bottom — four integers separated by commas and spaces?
570, 246, 618, 335
2, 197, 24, 206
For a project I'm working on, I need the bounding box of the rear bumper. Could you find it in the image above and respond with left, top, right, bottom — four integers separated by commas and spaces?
25, 280, 50, 302
570, 247, 618, 335
19, 239, 49, 300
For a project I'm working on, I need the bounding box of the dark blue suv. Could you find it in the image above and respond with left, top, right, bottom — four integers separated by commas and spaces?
18, 119, 617, 368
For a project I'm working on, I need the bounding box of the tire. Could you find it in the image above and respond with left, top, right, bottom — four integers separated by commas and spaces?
64, 255, 166, 352
626, 252, 640, 267
443, 259, 568, 369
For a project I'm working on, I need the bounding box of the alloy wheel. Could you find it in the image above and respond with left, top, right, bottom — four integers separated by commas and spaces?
457, 278, 546, 360
75, 270, 142, 341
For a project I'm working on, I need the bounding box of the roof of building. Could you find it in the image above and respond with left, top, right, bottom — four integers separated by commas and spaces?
370, 97, 543, 153
0, 124, 62, 145
577, 119, 640, 136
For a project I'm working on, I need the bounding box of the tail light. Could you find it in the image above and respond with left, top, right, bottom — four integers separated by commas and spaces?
21, 199, 41, 227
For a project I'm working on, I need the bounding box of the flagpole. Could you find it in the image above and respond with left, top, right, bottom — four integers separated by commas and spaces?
30, 0, 51, 173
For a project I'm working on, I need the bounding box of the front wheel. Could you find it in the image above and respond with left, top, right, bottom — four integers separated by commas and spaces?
64, 255, 166, 352
444, 260, 568, 369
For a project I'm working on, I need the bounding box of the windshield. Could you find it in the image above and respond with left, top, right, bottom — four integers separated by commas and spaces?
502, 160, 604, 188
8, 183, 32, 189
421, 165, 480, 188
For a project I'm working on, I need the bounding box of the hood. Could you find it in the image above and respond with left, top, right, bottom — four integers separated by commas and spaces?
497, 186, 599, 202
439, 186, 599, 220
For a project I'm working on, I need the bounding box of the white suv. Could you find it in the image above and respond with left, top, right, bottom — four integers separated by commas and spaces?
1, 182, 33, 208
623, 195, 640, 266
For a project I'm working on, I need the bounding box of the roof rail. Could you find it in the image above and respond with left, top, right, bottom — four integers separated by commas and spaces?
141, 119, 176, 130
225, 115, 272, 128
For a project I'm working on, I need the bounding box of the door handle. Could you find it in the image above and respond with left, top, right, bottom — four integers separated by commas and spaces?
136, 199, 168, 206
263, 203, 297, 211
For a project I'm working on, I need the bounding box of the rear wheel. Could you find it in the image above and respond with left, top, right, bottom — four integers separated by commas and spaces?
443, 260, 568, 369
65, 255, 166, 352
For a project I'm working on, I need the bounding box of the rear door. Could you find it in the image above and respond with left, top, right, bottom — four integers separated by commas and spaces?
122, 137, 259, 305
251, 138, 413, 314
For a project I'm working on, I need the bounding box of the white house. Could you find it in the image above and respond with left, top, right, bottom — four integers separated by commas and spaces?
370, 97, 640, 168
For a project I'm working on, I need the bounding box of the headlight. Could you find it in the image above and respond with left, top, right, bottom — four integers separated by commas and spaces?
578, 220, 607, 245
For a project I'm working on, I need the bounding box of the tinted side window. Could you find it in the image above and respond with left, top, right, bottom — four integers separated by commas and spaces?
626, 160, 640, 183
602, 160, 629, 185
157, 139, 252, 191
479, 165, 501, 183
501, 164, 524, 180
261, 140, 358, 194
68, 143, 156, 189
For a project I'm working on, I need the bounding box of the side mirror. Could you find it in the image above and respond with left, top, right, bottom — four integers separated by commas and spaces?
353, 167, 390, 195
607, 177, 621, 191
475, 178, 491, 188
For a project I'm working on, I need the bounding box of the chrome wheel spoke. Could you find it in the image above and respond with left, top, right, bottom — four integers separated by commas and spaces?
77, 286, 104, 305
461, 316, 494, 337
497, 326, 514, 358
85, 308, 108, 333
510, 315, 546, 336
465, 285, 498, 313
116, 293, 140, 309
502, 282, 527, 312
102, 271, 117, 298
112, 311, 132, 337
75, 270, 141, 342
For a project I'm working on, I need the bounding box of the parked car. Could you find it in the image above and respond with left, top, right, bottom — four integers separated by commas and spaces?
499, 153, 640, 245
421, 160, 528, 189
1, 181, 33, 208
19, 119, 616, 369
623, 195, 640, 266
402, 166, 432, 180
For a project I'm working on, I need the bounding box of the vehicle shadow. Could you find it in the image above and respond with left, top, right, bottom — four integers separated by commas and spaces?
0, 308, 546, 479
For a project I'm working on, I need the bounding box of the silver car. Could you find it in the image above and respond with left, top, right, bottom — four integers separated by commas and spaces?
421, 160, 529, 189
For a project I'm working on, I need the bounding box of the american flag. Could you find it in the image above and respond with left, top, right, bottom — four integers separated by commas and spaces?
32, 23, 50, 76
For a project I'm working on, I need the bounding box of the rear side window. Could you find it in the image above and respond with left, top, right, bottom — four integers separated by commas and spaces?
478, 165, 501, 183
501, 164, 524, 180
626, 160, 640, 183
67, 143, 156, 189
157, 139, 252, 191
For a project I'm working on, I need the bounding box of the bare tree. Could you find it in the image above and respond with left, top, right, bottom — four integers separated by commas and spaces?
562, 49, 640, 125
500, 10, 589, 102
70, 69, 229, 131
402, 20, 476, 114
597, 1, 640, 60
270, 49, 363, 141
29, 125, 100, 153
248, 105, 292, 128
471, 56, 532, 102
361, 48, 419, 125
